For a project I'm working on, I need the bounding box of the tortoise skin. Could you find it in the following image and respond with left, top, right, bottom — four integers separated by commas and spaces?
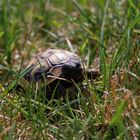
24, 49, 83, 89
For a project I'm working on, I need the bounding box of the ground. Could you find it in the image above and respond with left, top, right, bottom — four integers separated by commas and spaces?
0, 0, 140, 139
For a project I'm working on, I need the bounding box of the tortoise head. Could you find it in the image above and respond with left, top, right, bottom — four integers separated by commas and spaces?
62, 60, 83, 82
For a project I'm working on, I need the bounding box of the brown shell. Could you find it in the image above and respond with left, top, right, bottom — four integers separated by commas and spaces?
24, 49, 82, 86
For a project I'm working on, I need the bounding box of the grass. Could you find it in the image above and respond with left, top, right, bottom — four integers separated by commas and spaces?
0, 0, 140, 139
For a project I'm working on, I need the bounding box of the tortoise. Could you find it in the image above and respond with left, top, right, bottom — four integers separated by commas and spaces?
19, 49, 100, 99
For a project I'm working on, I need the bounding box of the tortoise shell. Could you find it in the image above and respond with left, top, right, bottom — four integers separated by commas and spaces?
24, 49, 83, 88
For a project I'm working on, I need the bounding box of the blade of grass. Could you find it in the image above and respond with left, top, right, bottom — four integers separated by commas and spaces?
99, 0, 110, 88
8, 28, 24, 51
128, 0, 139, 15
2, 0, 10, 63
109, 14, 140, 76
109, 99, 127, 127
4, 97, 29, 118
103, 99, 127, 139
72, 0, 94, 26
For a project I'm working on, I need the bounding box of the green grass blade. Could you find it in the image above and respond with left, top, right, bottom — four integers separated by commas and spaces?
99, 0, 110, 88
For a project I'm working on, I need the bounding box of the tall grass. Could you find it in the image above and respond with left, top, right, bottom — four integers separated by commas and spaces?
0, 0, 140, 139
1, 0, 23, 65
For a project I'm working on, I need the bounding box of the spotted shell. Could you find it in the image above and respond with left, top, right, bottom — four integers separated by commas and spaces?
22, 49, 83, 88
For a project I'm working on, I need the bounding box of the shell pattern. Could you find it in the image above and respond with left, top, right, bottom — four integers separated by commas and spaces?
24, 49, 83, 88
